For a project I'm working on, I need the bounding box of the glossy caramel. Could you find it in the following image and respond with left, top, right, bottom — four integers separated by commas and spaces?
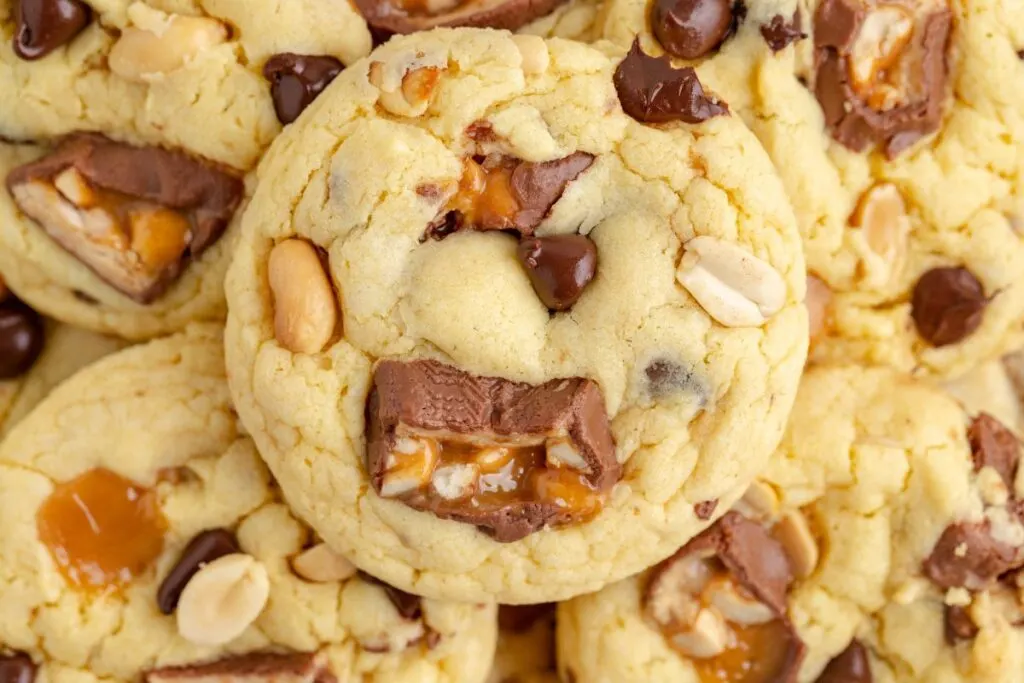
446, 158, 520, 229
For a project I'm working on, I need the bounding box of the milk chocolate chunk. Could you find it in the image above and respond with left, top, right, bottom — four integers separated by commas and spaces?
366, 359, 620, 542
944, 605, 979, 644
354, 0, 567, 35
693, 500, 718, 520
911, 267, 987, 347
263, 54, 344, 125
643, 512, 805, 681
614, 40, 728, 125
813, 0, 952, 158
516, 234, 597, 311
652, 0, 734, 60
924, 521, 1024, 590
14, 0, 92, 61
6, 134, 243, 304
0, 295, 45, 380
0, 652, 36, 683
509, 153, 594, 232
145, 652, 335, 683
968, 413, 1021, 487
761, 12, 805, 52
815, 640, 872, 683
157, 528, 240, 614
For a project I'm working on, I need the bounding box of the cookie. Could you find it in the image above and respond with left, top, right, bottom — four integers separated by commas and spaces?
0, 325, 497, 683
588, 0, 1024, 379
224, 27, 807, 603
945, 358, 1024, 437
557, 365, 1024, 682
0, 0, 373, 339
487, 606, 559, 683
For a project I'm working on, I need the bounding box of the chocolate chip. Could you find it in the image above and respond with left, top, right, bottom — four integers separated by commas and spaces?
13, 0, 92, 61
146, 652, 335, 683
944, 605, 979, 644
509, 152, 595, 234
693, 499, 718, 520
0, 652, 36, 683
911, 267, 987, 347
366, 359, 620, 542
517, 234, 597, 311
156, 528, 240, 614
263, 54, 344, 125
7, 134, 243, 304
0, 296, 45, 380
923, 521, 1024, 590
614, 40, 729, 125
760, 12, 805, 52
812, 0, 952, 158
651, 0, 734, 60
352, 0, 569, 35
814, 640, 871, 683
498, 604, 555, 632
968, 413, 1020, 487
358, 571, 423, 620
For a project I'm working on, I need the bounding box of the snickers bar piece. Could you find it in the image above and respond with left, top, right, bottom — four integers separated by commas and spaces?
355, 0, 568, 36
366, 359, 620, 542
6, 134, 243, 304
146, 652, 335, 683
643, 512, 806, 683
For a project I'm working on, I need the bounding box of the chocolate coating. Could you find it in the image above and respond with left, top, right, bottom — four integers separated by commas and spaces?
0, 296, 45, 380
652, 0, 734, 60
911, 266, 987, 347
614, 40, 728, 124
263, 54, 344, 125
13, 0, 91, 61
156, 528, 240, 614
517, 234, 597, 311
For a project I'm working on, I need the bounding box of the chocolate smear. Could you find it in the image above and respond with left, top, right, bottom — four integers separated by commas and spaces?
264, 54, 344, 125
614, 40, 729, 124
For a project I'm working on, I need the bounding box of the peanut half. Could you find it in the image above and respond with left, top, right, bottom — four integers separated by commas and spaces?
268, 238, 339, 354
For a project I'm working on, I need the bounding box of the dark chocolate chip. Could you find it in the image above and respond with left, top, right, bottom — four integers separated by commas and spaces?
923, 521, 1024, 590
156, 528, 240, 614
517, 234, 597, 311
614, 40, 728, 125
263, 54, 344, 125
0, 652, 36, 683
1017, 49, 1024, 60
498, 604, 555, 632
146, 651, 335, 683
760, 12, 806, 52
357, 571, 423, 620
815, 640, 872, 683
352, 0, 569, 35
968, 413, 1020, 488
944, 605, 980, 644
509, 153, 595, 234
13, 0, 92, 61
0, 296, 45, 380
7, 134, 243, 304
651, 0, 734, 60
693, 499, 718, 520
911, 267, 987, 347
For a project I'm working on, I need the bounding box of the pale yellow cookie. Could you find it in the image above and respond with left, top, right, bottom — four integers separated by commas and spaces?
225, 28, 807, 603
487, 606, 559, 683
0, 325, 497, 683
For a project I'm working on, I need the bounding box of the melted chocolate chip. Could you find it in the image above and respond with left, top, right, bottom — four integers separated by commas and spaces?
517, 234, 597, 311
0, 296, 45, 380
358, 571, 423, 619
923, 521, 1024, 590
13, 0, 92, 61
911, 267, 987, 347
651, 0, 734, 60
693, 499, 718, 519
968, 413, 1020, 487
156, 528, 240, 614
0, 652, 36, 683
815, 640, 872, 683
614, 40, 728, 124
498, 604, 555, 632
944, 605, 979, 644
761, 12, 805, 52
263, 54, 344, 125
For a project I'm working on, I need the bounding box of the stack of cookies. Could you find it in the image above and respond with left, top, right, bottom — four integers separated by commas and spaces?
0, 0, 1021, 681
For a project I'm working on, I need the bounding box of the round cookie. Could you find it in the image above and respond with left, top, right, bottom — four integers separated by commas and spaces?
944, 358, 1024, 438
557, 365, 1024, 683
0, 325, 497, 683
0, 0, 372, 339
487, 606, 559, 683
588, 0, 1024, 379
225, 27, 807, 603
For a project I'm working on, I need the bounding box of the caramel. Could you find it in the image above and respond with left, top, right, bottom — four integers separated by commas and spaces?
37, 468, 166, 590
695, 620, 792, 683
445, 158, 520, 229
